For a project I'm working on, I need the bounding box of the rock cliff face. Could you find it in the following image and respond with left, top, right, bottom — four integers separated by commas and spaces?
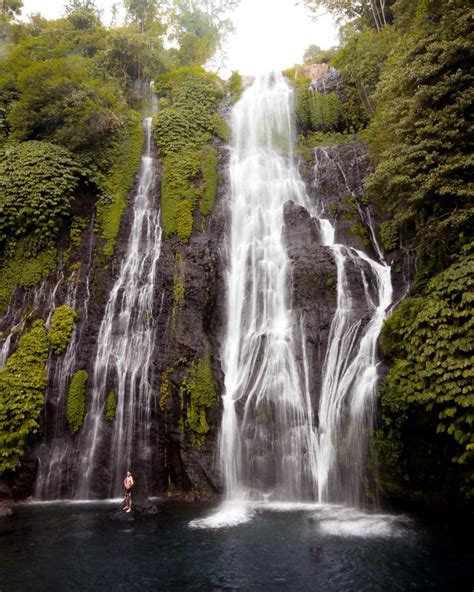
0, 128, 411, 502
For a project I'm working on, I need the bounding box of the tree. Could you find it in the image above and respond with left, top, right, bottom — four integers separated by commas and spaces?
0, 0, 23, 18
303, 44, 336, 64
303, 0, 395, 31
124, 0, 159, 33
7, 56, 123, 156
365, 2, 473, 273
65, 0, 102, 30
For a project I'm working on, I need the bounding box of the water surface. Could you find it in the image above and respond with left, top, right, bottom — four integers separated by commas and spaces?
0, 502, 471, 591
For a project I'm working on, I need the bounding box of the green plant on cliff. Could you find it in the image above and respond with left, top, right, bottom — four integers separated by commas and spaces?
365, 3, 473, 276
48, 305, 77, 355
377, 251, 474, 500
0, 141, 86, 253
227, 70, 243, 104
0, 240, 57, 315
153, 68, 224, 242
179, 355, 218, 448
96, 111, 144, 257
105, 391, 116, 422
67, 369, 88, 434
0, 320, 49, 474
171, 252, 186, 329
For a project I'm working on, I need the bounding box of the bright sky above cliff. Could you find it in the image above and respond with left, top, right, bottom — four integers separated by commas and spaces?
20, 0, 339, 75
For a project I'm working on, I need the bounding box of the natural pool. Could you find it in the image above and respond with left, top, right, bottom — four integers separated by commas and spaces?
0, 501, 471, 591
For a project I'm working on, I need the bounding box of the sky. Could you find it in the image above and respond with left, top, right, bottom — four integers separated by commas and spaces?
19, 0, 339, 75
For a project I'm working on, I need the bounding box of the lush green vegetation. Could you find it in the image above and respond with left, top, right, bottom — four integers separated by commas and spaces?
0, 141, 87, 253
0, 0, 232, 262
48, 305, 77, 355
0, 241, 56, 314
153, 67, 225, 242
96, 112, 144, 257
179, 356, 218, 448
105, 391, 116, 422
305, 0, 473, 505
67, 369, 88, 434
0, 320, 49, 474
378, 252, 474, 501
0, 0, 231, 476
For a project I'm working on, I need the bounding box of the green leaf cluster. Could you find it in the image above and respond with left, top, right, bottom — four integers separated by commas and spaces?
153, 68, 224, 242
0, 240, 56, 315
67, 369, 88, 434
378, 253, 474, 499
48, 305, 77, 355
96, 111, 144, 257
0, 320, 49, 474
179, 355, 218, 449
365, 4, 473, 272
0, 141, 86, 252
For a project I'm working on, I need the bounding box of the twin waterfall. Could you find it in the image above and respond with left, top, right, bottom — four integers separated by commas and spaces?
219, 73, 392, 506
26, 74, 391, 506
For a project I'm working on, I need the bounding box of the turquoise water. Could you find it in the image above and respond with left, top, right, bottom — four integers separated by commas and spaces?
0, 501, 471, 591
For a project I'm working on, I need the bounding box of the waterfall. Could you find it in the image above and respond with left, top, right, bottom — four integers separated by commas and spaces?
219, 73, 392, 506
77, 116, 162, 499
220, 73, 319, 501
34, 227, 94, 500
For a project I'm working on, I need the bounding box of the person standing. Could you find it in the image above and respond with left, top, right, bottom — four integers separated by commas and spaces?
123, 471, 134, 513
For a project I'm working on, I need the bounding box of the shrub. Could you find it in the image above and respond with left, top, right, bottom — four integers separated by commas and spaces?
179, 355, 218, 448
105, 391, 116, 422
67, 369, 88, 434
0, 320, 49, 473
48, 305, 76, 354
0, 141, 86, 252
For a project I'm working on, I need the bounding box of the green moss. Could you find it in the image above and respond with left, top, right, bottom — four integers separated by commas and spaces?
105, 391, 116, 422
153, 69, 224, 242
160, 151, 200, 242
171, 253, 186, 328
96, 111, 144, 258
48, 305, 76, 355
0, 320, 49, 474
159, 372, 171, 411
0, 241, 57, 315
200, 148, 218, 216
67, 369, 88, 434
179, 355, 218, 449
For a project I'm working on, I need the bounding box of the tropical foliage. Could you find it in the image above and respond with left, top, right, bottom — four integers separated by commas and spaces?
0, 321, 49, 474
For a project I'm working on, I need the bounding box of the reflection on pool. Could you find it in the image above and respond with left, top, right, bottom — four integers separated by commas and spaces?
0, 501, 471, 591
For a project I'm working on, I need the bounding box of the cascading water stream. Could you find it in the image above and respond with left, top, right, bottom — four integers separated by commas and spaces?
34, 226, 95, 499
219, 73, 319, 503
218, 73, 392, 510
77, 115, 162, 499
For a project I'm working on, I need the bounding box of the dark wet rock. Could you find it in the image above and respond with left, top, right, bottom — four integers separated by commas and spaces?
0, 479, 12, 501
0, 503, 13, 518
